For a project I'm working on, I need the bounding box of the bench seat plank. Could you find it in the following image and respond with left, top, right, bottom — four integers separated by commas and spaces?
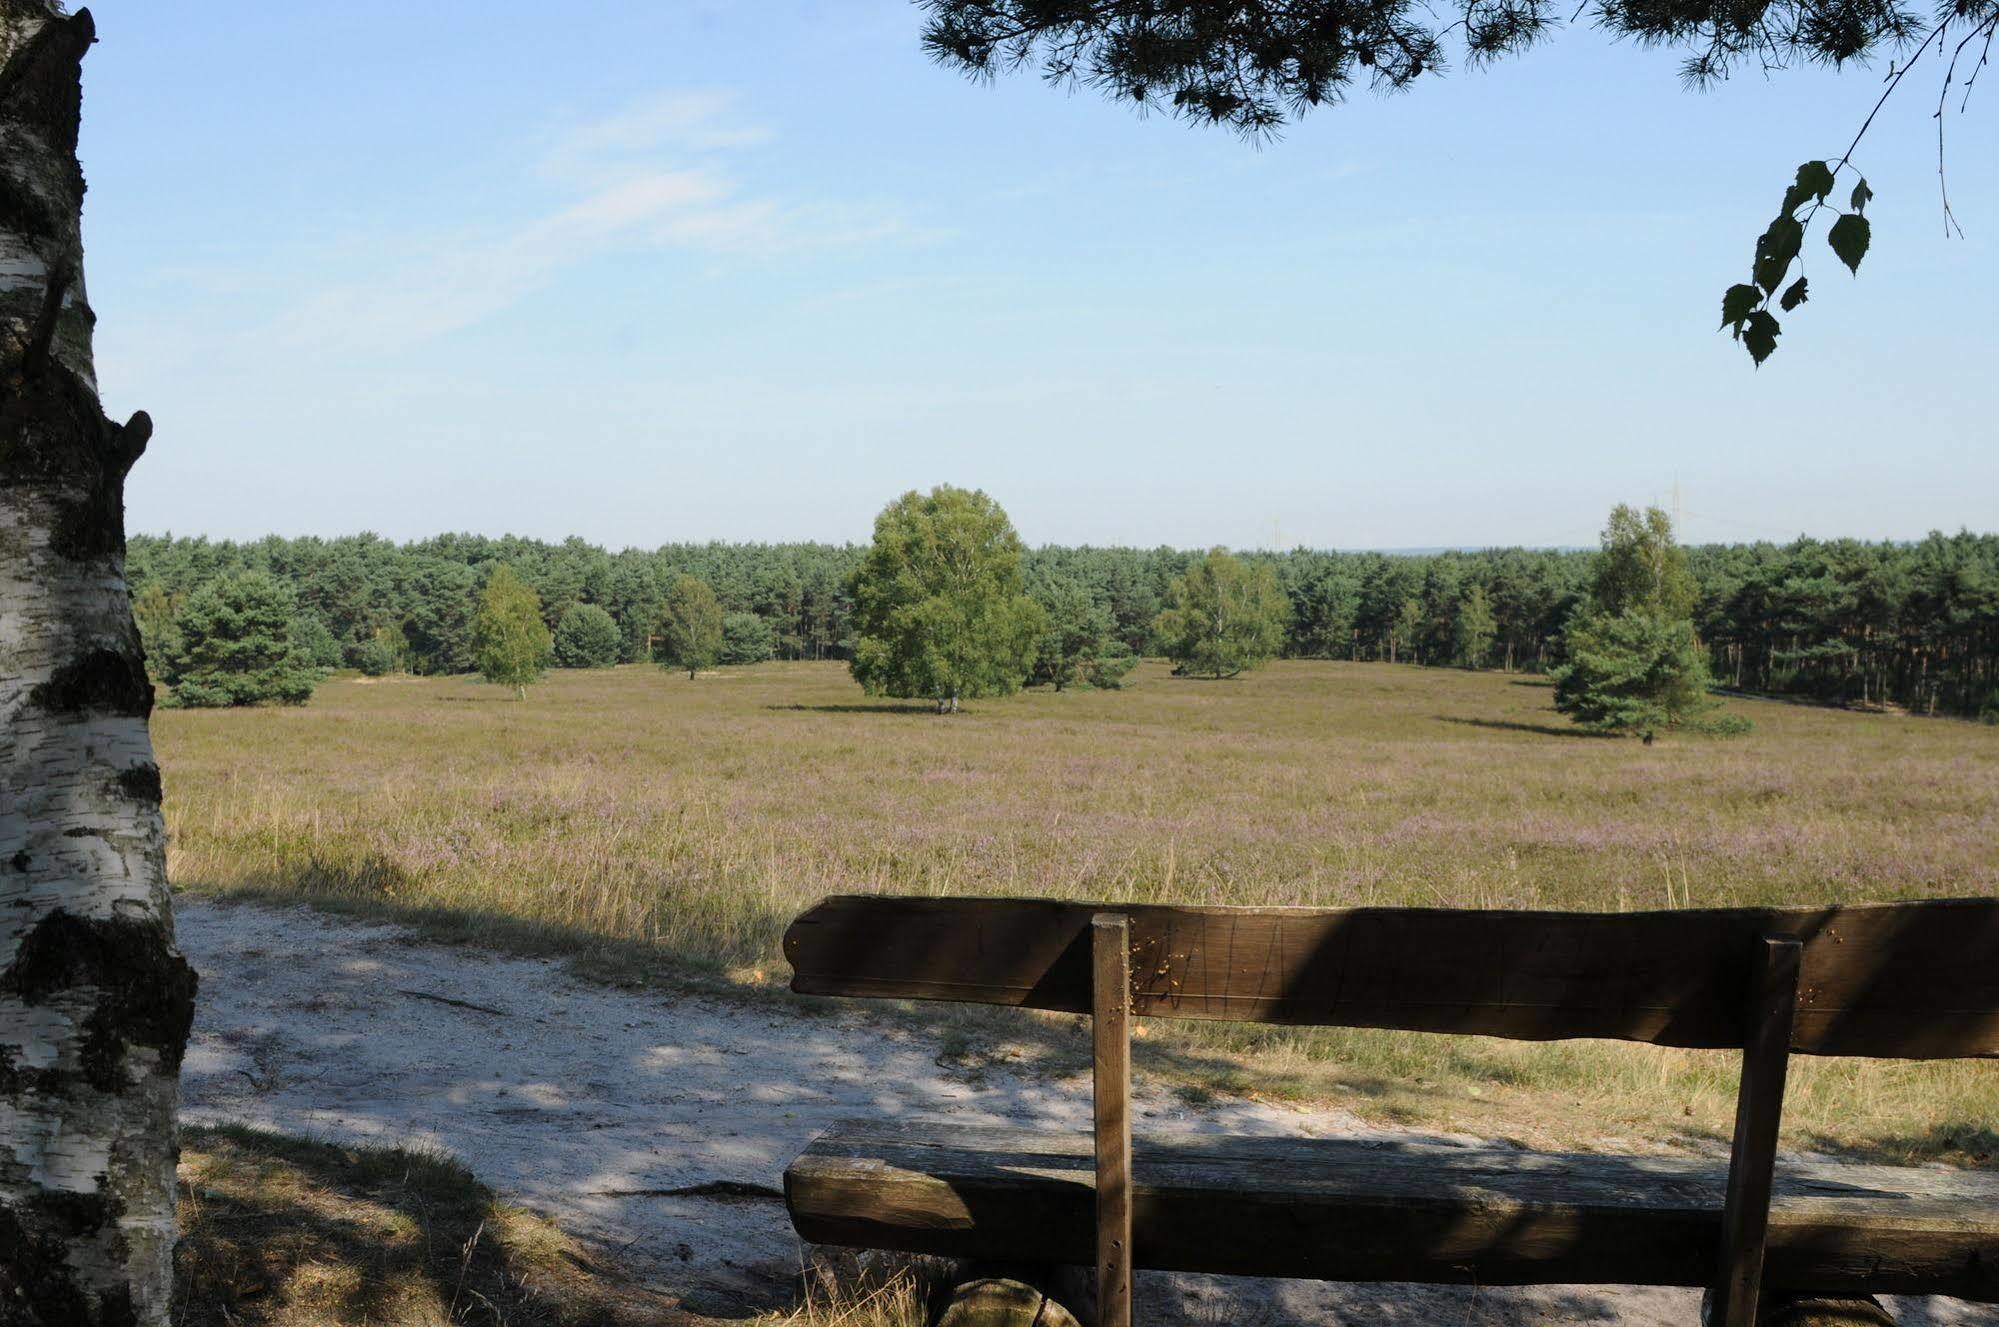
785, 1120, 1999, 1302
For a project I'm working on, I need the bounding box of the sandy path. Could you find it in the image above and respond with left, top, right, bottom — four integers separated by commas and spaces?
176, 900, 1993, 1325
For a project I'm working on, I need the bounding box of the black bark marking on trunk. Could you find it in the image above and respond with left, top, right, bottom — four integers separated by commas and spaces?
0, 1043, 71, 1097
20, 256, 75, 376
28, 648, 152, 719
0, 1193, 138, 1327
0, 160, 64, 238
0, 7, 91, 171
110, 763, 162, 805
0, 913, 198, 1091
0, 1204, 93, 1326
4, 5, 178, 1321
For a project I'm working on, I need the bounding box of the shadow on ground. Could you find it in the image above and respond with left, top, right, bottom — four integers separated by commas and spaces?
1434, 715, 1602, 739
177, 902, 1999, 1327
764, 703, 947, 716
175, 1123, 680, 1326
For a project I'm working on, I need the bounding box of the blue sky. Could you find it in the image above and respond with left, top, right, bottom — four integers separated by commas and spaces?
78, 1, 1996, 551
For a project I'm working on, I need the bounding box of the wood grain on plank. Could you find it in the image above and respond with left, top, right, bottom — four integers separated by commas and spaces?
784, 896, 1999, 1057
1714, 938, 1804, 1327
1091, 915, 1133, 1327
784, 1120, 1999, 1300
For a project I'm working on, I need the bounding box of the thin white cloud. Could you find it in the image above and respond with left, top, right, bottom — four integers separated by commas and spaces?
541, 90, 774, 170
270, 91, 909, 354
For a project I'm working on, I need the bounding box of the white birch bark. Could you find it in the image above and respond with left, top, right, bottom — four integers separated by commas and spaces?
1, 5, 196, 1324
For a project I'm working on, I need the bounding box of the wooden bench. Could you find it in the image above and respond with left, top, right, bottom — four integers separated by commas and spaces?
780, 896, 1999, 1327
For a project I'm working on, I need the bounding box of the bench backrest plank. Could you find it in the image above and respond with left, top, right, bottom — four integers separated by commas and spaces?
784, 895, 1999, 1058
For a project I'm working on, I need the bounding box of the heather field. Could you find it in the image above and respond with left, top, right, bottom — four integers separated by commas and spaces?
158, 660, 1999, 1161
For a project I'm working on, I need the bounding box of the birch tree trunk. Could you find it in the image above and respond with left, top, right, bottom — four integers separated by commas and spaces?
2, 5, 198, 1324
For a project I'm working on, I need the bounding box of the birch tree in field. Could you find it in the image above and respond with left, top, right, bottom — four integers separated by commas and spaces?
1, 6, 198, 1324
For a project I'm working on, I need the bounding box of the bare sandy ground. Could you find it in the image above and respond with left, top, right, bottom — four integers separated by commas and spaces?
176, 899, 1995, 1326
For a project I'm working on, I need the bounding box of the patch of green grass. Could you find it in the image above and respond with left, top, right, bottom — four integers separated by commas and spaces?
159, 660, 1999, 1161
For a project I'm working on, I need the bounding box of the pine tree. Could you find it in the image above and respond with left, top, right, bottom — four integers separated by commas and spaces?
721, 611, 777, 665
471, 564, 552, 699
158, 572, 321, 708
1553, 611, 1730, 741
1031, 575, 1136, 690
1554, 507, 1746, 739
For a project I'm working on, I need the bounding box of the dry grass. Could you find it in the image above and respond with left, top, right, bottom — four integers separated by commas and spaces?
175, 1126, 943, 1327
174, 1125, 684, 1327
159, 660, 1999, 1162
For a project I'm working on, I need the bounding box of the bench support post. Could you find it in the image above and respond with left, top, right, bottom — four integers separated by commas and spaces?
1713, 936, 1803, 1327
1092, 913, 1133, 1327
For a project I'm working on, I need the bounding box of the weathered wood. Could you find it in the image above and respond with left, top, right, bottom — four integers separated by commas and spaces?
931, 1277, 1083, 1327
784, 895, 1999, 1057
1759, 1294, 1896, 1327
785, 1120, 1999, 1301
1715, 938, 1803, 1327
1091, 916, 1132, 1327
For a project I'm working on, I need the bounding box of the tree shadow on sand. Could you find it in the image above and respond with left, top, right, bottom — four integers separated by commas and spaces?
178, 897, 1999, 1327
175, 1124, 675, 1326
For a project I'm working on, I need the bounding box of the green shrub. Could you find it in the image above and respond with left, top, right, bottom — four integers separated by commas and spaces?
292, 612, 344, 670
1552, 609, 1744, 740
720, 612, 775, 665
552, 603, 621, 668
158, 572, 320, 708
349, 635, 398, 677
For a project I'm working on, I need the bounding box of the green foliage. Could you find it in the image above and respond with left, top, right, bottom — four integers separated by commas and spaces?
918, 2, 1922, 137
1030, 574, 1136, 690
1719, 283, 1761, 329
657, 575, 725, 678
400, 559, 479, 675
123, 527, 1999, 718
292, 612, 344, 670
919, 10, 1942, 362
1556, 505, 1745, 740
1722, 161, 1872, 367
471, 564, 552, 697
158, 572, 320, 708
720, 611, 776, 665
1154, 549, 1289, 679
1453, 585, 1497, 669
552, 603, 621, 669
349, 634, 398, 677
1827, 212, 1870, 273
1781, 160, 1836, 214
132, 580, 182, 665
849, 486, 1046, 711
1552, 609, 1740, 740
1393, 597, 1425, 664
1280, 556, 1359, 658
1589, 505, 1698, 620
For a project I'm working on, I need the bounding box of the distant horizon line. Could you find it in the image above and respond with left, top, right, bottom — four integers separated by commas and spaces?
128, 528, 1994, 556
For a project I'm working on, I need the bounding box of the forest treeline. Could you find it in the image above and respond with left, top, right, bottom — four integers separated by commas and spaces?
127, 528, 1999, 717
